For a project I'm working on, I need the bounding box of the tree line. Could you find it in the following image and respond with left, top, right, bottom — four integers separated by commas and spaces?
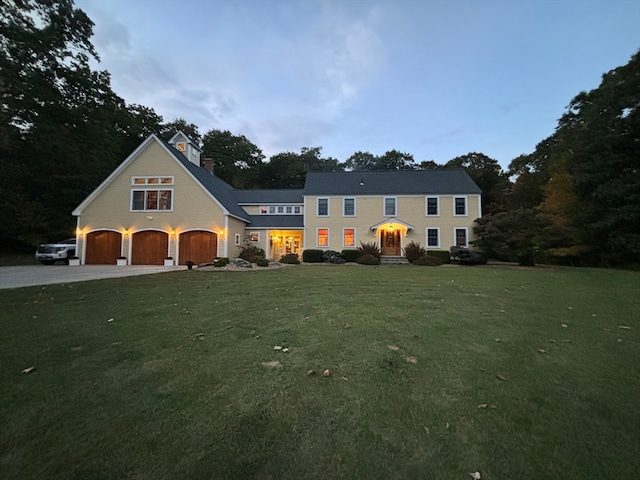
1, 0, 638, 267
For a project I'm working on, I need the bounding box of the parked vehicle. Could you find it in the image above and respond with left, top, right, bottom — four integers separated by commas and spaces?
35, 238, 77, 265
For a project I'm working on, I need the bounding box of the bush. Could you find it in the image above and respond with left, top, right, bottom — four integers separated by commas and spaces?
302, 249, 324, 263
358, 242, 381, 259
412, 255, 444, 266
427, 250, 451, 263
323, 250, 346, 264
239, 245, 265, 263
341, 249, 362, 262
356, 253, 380, 265
256, 257, 269, 267
279, 253, 300, 264
403, 241, 426, 263
213, 257, 230, 267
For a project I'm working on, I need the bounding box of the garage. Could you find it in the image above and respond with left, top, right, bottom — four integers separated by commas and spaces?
179, 230, 217, 265
85, 230, 122, 264
131, 230, 169, 265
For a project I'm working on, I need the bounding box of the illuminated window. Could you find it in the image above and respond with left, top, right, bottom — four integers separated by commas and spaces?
131, 190, 172, 211
343, 228, 355, 247
249, 232, 260, 242
317, 228, 329, 247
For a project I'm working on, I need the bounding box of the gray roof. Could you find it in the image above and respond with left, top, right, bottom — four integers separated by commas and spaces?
304, 170, 482, 195
163, 139, 251, 222
234, 189, 304, 204
246, 215, 304, 228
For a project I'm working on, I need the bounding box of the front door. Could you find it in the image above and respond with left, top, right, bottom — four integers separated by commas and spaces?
380, 230, 401, 256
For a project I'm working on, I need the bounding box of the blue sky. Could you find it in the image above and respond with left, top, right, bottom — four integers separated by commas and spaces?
77, 0, 639, 168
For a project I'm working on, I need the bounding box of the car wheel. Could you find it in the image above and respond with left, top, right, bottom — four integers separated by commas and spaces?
40, 260, 54, 265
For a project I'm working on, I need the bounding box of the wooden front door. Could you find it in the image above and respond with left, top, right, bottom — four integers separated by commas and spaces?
380, 230, 401, 256
179, 231, 217, 265
85, 231, 122, 264
131, 230, 168, 265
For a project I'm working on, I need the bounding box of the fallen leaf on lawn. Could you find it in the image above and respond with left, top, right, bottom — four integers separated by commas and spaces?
344, 323, 351, 329
193, 333, 205, 340
107, 318, 114, 323
469, 472, 481, 480
323, 369, 331, 377
561, 323, 568, 328
255, 335, 261, 339
273, 345, 283, 351
618, 325, 631, 330
21, 367, 35, 374
282, 347, 289, 353
496, 373, 507, 381
388, 345, 400, 351
341, 376, 348, 381
538, 349, 546, 354
405, 356, 417, 364
478, 404, 488, 409
489, 404, 497, 409
445, 422, 450, 429
261, 361, 281, 368
307, 369, 317, 376
550, 339, 556, 343
424, 426, 430, 435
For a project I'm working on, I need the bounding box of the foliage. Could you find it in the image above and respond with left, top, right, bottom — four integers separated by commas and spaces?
213, 257, 230, 267
411, 255, 444, 266
344, 150, 416, 171
358, 242, 381, 259
427, 250, 451, 263
256, 257, 269, 267
238, 245, 265, 263
341, 249, 362, 262
403, 241, 426, 263
279, 253, 300, 264
356, 253, 380, 265
322, 250, 346, 264
262, 147, 343, 189
302, 249, 324, 263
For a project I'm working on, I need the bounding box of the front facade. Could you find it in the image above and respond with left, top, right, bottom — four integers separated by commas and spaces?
73, 133, 481, 265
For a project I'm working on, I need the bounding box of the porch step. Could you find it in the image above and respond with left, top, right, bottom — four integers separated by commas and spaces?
380, 256, 410, 265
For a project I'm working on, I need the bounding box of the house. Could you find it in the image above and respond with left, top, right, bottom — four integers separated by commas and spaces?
72, 132, 481, 265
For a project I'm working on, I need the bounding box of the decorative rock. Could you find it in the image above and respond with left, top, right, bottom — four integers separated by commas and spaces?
231, 258, 253, 268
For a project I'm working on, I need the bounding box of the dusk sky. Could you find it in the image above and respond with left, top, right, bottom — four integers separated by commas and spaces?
76, 0, 640, 168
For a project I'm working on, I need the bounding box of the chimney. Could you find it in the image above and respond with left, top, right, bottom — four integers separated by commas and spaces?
202, 157, 215, 175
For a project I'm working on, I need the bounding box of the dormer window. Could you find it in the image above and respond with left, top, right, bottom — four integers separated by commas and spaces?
176, 143, 186, 152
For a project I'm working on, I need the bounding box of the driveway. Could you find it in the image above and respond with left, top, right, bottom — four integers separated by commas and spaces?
0, 264, 186, 290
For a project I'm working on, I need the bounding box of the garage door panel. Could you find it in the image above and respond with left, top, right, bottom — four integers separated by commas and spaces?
85, 231, 122, 265
179, 231, 217, 265
131, 231, 168, 265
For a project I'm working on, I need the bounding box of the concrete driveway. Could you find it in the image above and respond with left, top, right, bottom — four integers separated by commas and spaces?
0, 264, 186, 290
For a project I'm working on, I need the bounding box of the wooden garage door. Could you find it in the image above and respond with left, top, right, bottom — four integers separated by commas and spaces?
131, 230, 168, 265
179, 231, 217, 265
85, 231, 122, 265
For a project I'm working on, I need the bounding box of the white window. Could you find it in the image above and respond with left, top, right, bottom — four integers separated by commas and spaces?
132, 176, 174, 185
426, 228, 440, 248
277, 206, 284, 214
294, 206, 301, 214
131, 190, 173, 211
317, 198, 329, 216
454, 197, 467, 216
269, 206, 276, 214
235, 233, 241, 245
317, 228, 329, 247
343, 228, 355, 247
455, 228, 468, 247
249, 232, 260, 242
384, 197, 396, 216
426, 197, 439, 216
343, 198, 355, 216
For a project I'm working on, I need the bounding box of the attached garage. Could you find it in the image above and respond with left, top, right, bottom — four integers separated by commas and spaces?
85, 230, 122, 265
131, 230, 169, 265
179, 230, 217, 265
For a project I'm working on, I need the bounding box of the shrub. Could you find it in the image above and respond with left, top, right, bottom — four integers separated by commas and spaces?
356, 253, 380, 265
302, 249, 324, 263
213, 257, 230, 267
239, 245, 265, 263
358, 242, 381, 259
403, 241, 426, 263
342, 249, 362, 262
256, 257, 269, 267
427, 250, 451, 263
412, 255, 444, 266
279, 253, 300, 264
323, 250, 346, 264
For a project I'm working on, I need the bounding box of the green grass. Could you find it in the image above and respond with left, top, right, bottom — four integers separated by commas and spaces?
1, 265, 639, 479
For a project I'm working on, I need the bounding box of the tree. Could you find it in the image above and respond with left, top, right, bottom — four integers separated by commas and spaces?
160, 118, 201, 144
344, 151, 377, 171
344, 150, 415, 171
262, 147, 343, 188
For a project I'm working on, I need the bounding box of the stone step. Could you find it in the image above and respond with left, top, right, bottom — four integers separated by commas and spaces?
380, 256, 410, 265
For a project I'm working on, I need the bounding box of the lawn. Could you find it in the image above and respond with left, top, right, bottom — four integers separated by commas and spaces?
1, 264, 639, 479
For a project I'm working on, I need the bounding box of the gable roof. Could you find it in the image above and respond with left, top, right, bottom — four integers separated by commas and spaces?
303, 170, 482, 195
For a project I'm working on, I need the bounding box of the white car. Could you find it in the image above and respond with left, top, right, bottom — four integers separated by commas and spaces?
35, 238, 77, 265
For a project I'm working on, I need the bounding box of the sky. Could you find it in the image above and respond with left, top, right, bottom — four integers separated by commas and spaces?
76, 0, 640, 168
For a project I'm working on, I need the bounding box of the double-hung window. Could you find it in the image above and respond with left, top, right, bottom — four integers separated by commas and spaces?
384, 197, 396, 216
455, 228, 468, 247
343, 228, 355, 247
131, 177, 173, 211
317, 228, 329, 247
454, 197, 467, 216
343, 198, 355, 216
426, 197, 439, 216
317, 198, 329, 216
427, 228, 440, 248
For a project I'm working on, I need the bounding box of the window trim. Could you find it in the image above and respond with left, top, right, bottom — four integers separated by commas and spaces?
317, 198, 329, 217
235, 233, 241, 246
383, 197, 397, 217
454, 227, 468, 248
426, 227, 440, 248
130, 188, 173, 212
316, 227, 329, 247
426, 196, 440, 216
343, 227, 356, 248
343, 197, 356, 217
454, 196, 467, 217
131, 176, 174, 185
249, 231, 260, 242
